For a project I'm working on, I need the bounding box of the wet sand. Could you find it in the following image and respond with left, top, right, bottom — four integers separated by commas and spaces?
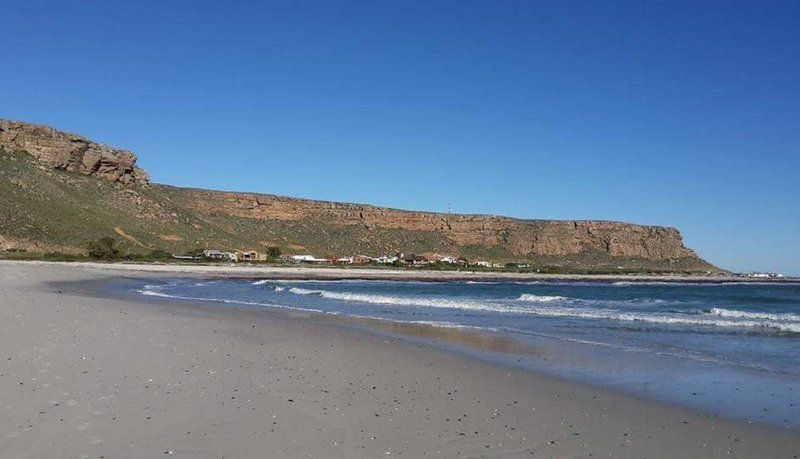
1, 261, 798, 458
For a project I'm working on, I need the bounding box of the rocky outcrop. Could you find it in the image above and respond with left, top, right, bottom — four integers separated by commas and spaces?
0, 120, 149, 185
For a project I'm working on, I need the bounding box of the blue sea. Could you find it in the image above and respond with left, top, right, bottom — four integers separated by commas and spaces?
136, 278, 800, 428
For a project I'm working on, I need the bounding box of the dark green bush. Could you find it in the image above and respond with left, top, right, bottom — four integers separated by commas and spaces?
148, 249, 172, 260
87, 237, 122, 260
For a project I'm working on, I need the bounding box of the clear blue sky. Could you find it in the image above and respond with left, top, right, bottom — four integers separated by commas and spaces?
2, 1, 798, 274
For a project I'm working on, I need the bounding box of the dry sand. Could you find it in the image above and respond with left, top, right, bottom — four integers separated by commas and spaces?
1, 261, 798, 458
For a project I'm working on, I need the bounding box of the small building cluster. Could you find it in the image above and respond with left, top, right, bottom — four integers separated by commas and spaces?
474, 260, 505, 268
173, 249, 267, 262
746, 272, 785, 279
284, 252, 474, 267
202, 249, 238, 261
173, 248, 516, 269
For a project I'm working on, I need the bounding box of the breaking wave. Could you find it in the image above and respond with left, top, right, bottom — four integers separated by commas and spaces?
279, 287, 800, 333
514, 306, 800, 334
138, 285, 325, 314
517, 294, 568, 302
286, 287, 534, 314
708, 307, 800, 322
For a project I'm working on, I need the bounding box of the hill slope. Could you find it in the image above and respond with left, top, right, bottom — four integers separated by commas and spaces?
0, 120, 717, 272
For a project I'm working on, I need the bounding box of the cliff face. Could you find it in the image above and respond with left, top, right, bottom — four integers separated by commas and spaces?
179, 189, 698, 260
0, 120, 149, 185
0, 120, 715, 271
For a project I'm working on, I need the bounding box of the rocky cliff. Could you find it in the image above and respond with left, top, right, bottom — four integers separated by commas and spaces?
0, 120, 716, 272
0, 120, 149, 185
180, 189, 699, 260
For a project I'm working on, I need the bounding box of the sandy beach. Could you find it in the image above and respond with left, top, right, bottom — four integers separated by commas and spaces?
1, 260, 798, 458
1, 260, 782, 283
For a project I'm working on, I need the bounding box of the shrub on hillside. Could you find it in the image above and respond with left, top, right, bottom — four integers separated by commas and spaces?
147, 249, 172, 260
87, 237, 122, 260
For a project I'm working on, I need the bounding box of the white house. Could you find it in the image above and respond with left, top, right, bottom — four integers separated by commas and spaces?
438, 256, 466, 265
291, 255, 329, 263
203, 249, 237, 261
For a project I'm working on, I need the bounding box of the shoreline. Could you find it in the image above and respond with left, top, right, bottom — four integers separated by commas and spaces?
106, 273, 800, 431
2, 261, 799, 457
3, 259, 795, 283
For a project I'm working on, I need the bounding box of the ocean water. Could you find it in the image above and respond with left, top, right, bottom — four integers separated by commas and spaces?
136, 278, 800, 428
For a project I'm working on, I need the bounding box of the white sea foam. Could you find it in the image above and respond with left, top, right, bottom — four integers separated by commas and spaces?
251, 279, 270, 285
517, 294, 568, 302
709, 307, 800, 322
280, 287, 800, 333
287, 287, 321, 295
137, 285, 493, 333
286, 287, 532, 314
517, 305, 800, 333
274, 279, 432, 286
138, 287, 324, 314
